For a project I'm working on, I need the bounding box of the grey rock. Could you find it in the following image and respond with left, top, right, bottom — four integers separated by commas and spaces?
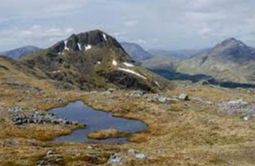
103, 91, 112, 95
219, 99, 249, 114
129, 90, 144, 98
10, 108, 82, 126
108, 154, 122, 164
178, 93, 189, 101
135, 153, 146, 160
127, 149, 146, 160
36, 150, 64, 166
227, 99, 248, 109
242, 107, 255, 121
43, 98, 64, 104
144, 94, 171, 103
158, 96, 167, 103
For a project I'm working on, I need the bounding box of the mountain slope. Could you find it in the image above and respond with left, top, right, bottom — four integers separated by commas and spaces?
142, 48, 209, 70
21, 30, 170, 92
148, 49, 204, 60
177, 38, 255, 83
121, 42, 152, 61
1, 46, 40, 59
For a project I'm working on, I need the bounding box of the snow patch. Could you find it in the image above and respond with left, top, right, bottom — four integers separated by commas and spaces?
78, 43, 82, 51
52, 70, 61, 74
123, 62, 134, 67
112, 60, 118, 66
243, 116, 249, 121
85, 45, 92, 51
118, 67, 147, 80
103, 33, 107, 41
64, 41, 69, 51
155, 81, 161, 88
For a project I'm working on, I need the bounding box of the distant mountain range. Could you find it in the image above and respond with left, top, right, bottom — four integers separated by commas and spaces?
142, 49, 208, 70
1, 46, 40, 59
3, 36, 255, 85
121, 42, 153, 61
121, 42, 206, 70
124, 37, 255, 84
177, 38, 255, 83
148, 49, 206, 60
121, 42, 203, 62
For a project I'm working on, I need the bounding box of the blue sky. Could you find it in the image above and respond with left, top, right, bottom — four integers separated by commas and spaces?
0, 0, 255, 51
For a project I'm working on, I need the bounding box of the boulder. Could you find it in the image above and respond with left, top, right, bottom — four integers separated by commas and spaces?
158, 96, 167, 103
127, 149, 146, 160
129, 90, 144, 98
178, 93, 189, 101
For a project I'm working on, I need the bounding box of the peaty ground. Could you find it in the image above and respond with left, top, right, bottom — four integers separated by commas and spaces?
1, 64, 255, 165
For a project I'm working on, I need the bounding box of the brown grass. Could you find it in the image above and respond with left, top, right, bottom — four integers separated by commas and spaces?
1, 63, 255, 165
87, 128, 129, 140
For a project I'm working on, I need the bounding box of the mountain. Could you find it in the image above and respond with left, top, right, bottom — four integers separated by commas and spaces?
141, 55, 178, 71
142, 48, 209, 70
21, 30, 170, 92
121, 42, 152, 61
177, 38, 255, 83
148, 49, 207, 60
1, 46, 40, 59
148, 49, 190, 60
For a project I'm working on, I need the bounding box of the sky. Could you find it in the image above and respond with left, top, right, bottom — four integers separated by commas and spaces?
0, 0, 255, 51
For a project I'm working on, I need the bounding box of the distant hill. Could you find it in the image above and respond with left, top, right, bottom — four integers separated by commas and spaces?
1, 46, 40, 59
20, 30, 170, 92
148, 49, 208, 60
121, 42, 152, 61
141, 48, 208, 71
177, 38, 255, 83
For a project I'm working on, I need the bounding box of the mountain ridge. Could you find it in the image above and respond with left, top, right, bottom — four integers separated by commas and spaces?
20, 30, 170, 92
121, 42, 152, 61
1, 46, 40, 59
176, 37, 255, 83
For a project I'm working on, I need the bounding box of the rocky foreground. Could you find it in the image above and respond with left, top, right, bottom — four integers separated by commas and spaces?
1, 79, 255, 165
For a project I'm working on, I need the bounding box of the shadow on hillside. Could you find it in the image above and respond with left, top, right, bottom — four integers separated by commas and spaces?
151, 69, 255, 89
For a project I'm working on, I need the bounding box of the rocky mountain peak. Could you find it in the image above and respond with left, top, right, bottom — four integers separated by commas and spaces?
21, 29, 168, 92
51, 29, 126, 54
215, 37, 247, 50
207, 37, 255, 62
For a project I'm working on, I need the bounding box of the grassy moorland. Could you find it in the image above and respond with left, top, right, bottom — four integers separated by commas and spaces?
1, 56, 255, 165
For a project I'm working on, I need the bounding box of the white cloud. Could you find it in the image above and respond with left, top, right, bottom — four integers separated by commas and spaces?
19, 25, 74, 40
0, 0, 255, 50
123, 20, 138, 27
0, 25, 75, 51
131, 39, 147, 44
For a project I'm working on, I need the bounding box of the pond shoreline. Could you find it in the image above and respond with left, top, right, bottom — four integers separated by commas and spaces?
48, 100, 148, 143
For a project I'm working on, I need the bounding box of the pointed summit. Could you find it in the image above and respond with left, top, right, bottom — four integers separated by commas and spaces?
177, 37, 255, 83
208, 37, 254, 61
216, 37, 247, 49
51, 29, 127, 56
21, 29, 169, 92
